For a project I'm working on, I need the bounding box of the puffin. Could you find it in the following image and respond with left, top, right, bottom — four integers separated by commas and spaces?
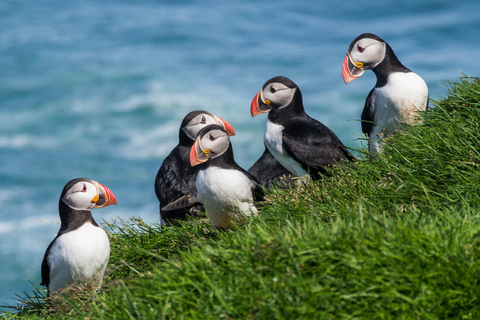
190, 124, 264, 229
154, 110, 235, 224
251, 76, 355, 180
248, 146, 296, 189
40, 178, 117, 296
342, 33, 429, 155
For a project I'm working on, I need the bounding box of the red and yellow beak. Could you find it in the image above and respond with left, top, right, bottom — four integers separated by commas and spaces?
250, 89, 272, 117
213, 116, 235, 136
190, 138, 210, 166
93, 182, 117, 208
342, 52, 365, 84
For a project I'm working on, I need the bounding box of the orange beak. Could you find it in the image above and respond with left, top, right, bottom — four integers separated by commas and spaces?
250, 89, 272, 117
214, 116, 235, 136
342, 53, 364, 84
94, 182, 117, 208
190, 139, 210, 166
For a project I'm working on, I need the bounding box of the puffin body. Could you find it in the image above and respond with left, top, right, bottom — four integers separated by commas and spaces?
190, 125, 264, 229
154, 110, 235, 224
251, 76, 354, 180
44, 222, 110, 294
343, 33, 429, 154
248, 147, 295, 189
41, 178, 117, 295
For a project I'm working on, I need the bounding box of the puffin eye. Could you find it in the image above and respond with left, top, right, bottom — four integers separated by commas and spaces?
81, 183, 87, 192
201, 116, 206, 123
209, 134, 216, 141
357, 45, 365, 53
270, 86, 277, 94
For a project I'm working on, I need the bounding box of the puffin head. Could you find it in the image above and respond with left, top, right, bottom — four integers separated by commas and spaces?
342, 33, 386, 84
190, 125, 231, 166
250, 76, 300, 117
180, 110, 235, 144
60, 178, 117, 211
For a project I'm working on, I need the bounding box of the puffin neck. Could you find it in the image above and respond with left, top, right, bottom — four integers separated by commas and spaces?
267, 93, 306, 124
207, 143, 236, 169
372, 43, 410, 88
58, 199, 98, 234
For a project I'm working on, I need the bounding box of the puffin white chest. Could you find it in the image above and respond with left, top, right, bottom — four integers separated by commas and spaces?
47, 222, 110, 293
368, 72, 428, 154
372, 72, 428, 131
196, 166, 257, 228
264, 119, 308, 177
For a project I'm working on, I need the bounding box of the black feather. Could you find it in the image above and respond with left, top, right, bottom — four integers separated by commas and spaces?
361, 88, 375, 136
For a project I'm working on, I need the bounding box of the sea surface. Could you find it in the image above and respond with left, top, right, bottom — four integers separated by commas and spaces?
1, 0, 479, 309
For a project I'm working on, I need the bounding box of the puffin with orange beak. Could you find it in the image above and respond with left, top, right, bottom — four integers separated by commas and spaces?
189, 124, 264, 229
40, 178, 117, 296
251, 76, 354, 180
342, 33, 428, 155
155, 110, 235, 224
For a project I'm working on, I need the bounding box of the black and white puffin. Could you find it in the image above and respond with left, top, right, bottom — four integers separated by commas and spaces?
40, 178, 117, 296
190, 124, 264, 229
251, 76, 355, 180
248, 147, 296, 189
154, 110, 235, 224
342, 33, 429, 155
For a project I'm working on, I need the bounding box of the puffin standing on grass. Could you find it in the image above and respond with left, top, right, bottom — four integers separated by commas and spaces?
251, 76, 354, 180
189, 124, 264, 229
154, 110, 235, 224
342, 33, 429, 155
41, 178, 117, 296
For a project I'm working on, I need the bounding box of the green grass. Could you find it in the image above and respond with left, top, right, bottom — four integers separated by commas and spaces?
5, 75, 480, 319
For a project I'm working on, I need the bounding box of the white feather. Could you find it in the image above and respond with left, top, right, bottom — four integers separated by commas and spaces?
47, 222, 110, 293
368, 72, 428, 154
264, 119, 308, 177
196, 166, 258, 228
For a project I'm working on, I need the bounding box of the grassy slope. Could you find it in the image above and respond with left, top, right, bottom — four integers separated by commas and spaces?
6, 76, 480, 319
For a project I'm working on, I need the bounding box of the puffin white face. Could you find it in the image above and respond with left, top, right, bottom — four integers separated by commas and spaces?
349, 38, 386, 70
343, 36, 386, 84
251, 81, 297, 117
61, 181, 101, 211
181, 113, 218, 141
61, 179, 117, 211
262, 82, 297, 109
190, 127, 230, 166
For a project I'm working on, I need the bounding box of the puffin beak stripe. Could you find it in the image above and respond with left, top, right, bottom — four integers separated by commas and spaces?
342, 52, 365, 84
94, 182, 117, 208
190, 139, 209, 166
250, 89, 272, 117
213, 116, 236, 136
259, 87, 266, 104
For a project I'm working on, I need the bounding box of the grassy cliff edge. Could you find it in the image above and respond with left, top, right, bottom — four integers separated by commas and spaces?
7, 75, 480, 319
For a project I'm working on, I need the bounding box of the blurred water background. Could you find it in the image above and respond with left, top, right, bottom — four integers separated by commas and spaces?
1, 0, 479, 309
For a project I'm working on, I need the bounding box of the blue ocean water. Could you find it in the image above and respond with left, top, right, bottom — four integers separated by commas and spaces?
1, 0, 479, 309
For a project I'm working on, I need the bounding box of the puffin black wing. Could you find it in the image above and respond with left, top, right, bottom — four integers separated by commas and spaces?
361, 88, 375, 136
40, 238, 57, 289
155, 145, 204, 221
161, 194, 197, 211
282, 117, 353, 176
